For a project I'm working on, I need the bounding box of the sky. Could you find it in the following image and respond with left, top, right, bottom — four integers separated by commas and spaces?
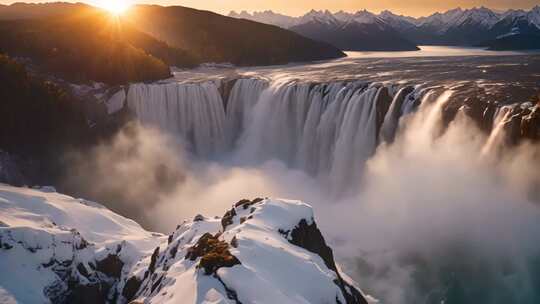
1, 0, 539, 17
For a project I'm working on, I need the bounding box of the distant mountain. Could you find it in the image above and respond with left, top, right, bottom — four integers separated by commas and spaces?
0, 3, 199, 84
125, 5, 345, 67
0, 2, 85, 19
399, 7, 529, 45
230, 9, 419, 51
381, 6, 540, 47
232, 6, 540, 50
427, 7, 500, 44
480, 8, 540, 50
229, 10, 298, 28
290, 10, 419, 51
377, 10, 417, 31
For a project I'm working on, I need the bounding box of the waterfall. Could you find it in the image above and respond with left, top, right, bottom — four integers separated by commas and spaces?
481, 105, 515, 155
125, 76, 532, 194
126, 78, 441, 190
127, 82, 227, 157
225, 78, 268, 148
379, 86, 415, 144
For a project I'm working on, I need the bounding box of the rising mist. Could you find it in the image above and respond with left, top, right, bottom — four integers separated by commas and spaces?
60, 85, 540, 303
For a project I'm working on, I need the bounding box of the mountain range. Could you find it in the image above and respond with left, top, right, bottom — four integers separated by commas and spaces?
230, 6, 540, 50
0, 3, 344, 85
230, 9, 420, 51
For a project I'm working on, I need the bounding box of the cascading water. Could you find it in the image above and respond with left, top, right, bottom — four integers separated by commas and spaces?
126, 79, 429, 192
127, 82, 227, 157
481, 105, 520, 156
225, 78, 268, 147
125, 77, 535, 194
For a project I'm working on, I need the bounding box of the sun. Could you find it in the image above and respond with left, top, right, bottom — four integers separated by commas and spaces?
95, 0, 132, 15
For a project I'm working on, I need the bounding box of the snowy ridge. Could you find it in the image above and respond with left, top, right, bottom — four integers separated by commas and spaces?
228, 6, 540, 31
529, 6, 540, 28
131, 198, 370, 304
0, 185, 372, 304
228, 10, 298, 28
377, 10, 417, 30
298, 9, 340, 26
343, 10, 381, 24
417, 7, 501, 32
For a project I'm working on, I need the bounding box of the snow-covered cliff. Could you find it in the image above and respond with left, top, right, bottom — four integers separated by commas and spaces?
0, 184, 372, 304
0, 184, 163, 304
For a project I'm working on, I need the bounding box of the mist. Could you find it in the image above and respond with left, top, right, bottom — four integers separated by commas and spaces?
61, 95, 540, 303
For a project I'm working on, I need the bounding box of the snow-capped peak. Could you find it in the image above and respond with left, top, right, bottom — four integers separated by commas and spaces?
417, 7, 502, 33
502, 8, 527, 19
299, 9, 339, 25
455, 7, 501, 28
377, 10, 418, 28
333, 10, 354, 22
527, 5, 540, 29
228, 10, 252, 19
350, 9, 381, 24
417, 7, 464, 29
378, 9, 409, 20
333, 10, 352, 21
228, 10, 299, 28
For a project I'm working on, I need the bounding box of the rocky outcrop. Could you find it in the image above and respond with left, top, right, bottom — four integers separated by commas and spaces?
0, 226, 128, 304
443, 92, 540, 145
281, 219, 369, 304
521, 105, 540, 141
379, 86, 415, 144
373, 86, 394, 144
185, 233, 241, 275
219, 78, 239, 110
128, 197, 371, 304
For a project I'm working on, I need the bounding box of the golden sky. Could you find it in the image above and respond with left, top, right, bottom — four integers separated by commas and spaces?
1, 0, 539, 17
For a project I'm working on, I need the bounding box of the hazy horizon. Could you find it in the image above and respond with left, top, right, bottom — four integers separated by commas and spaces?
0, 0, 538, 17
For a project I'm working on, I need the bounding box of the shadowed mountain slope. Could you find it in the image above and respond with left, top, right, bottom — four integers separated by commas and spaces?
125, 5, 346, 66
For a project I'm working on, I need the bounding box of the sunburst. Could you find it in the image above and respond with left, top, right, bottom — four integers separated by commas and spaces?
93, 0, 132, 16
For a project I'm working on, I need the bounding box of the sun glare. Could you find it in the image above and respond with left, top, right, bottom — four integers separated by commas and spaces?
95, 0, 132, 15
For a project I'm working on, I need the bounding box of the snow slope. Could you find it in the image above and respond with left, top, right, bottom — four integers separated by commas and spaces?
0, 184, 163, 303
0, 185, 372, 304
